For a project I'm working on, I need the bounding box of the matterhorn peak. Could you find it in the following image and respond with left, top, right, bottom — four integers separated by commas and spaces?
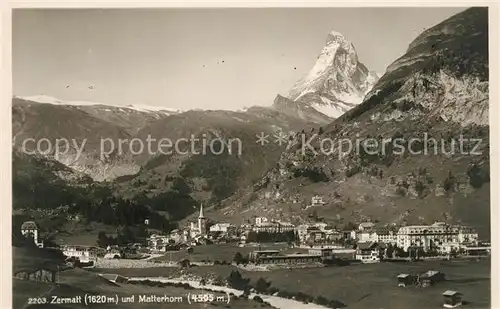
286, 30, 379, 118
325, 30, 348, 45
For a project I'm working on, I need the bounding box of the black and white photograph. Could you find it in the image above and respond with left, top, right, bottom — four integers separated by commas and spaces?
7, 4, 496, 309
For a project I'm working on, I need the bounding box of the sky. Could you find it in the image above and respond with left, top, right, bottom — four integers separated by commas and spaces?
13, 7, 466, 111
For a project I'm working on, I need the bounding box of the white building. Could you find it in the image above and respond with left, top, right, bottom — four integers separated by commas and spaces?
396, 222, 478, 252
376, 229, 398, 245
277, 221, 295, 232
458, 226, 479, 245
296, 224, 310, 243
209, 223, 236, 234
255, 217, 269, 225
314, 222, 328, 230
20, 221, 43, 248
311, 195, 325, 206
355, 242, 381, 263
148, 234, 170, 252
358, 231, 378, 243
253, 220, 295, 233
62, 246, 97, 263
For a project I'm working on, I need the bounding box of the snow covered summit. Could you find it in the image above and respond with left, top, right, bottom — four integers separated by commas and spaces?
14, 95, 182, 114
288, 30, 379, 118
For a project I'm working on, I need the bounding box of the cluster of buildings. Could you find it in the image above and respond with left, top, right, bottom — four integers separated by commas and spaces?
351, 221, 479, 249
18, 196, 485, 266
144, 198, 482, 257
61, 245, 100, 264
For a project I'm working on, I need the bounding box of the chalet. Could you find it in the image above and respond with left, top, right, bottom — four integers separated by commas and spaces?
306, 227, 326, 244
310, 195, 325, 206
255, 217, 269, 225
325, 229, 342, 242
358, 222, 375, 232
14, 266, 57, 283
308, 248, 333, 257
355, 242, 381, 263
443, 290, 463, 308
209, 223, 236, 234
62, 245, 98, 263
342, 230, 357, 240
419, 270, 445, 287
397, 274, 416, 287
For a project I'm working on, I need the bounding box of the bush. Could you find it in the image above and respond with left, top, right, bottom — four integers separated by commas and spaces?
443, 171, 456, 192
227, 270, 250, 291
345, 165, 361, 178
277, 290, 293, 299
292, 167, 329, 182
467, 163, 489, 188
415, 180, 426, 197
255, 277, 271, 293
294, 292, 314, 303
316, 296, 329, 306
268, 287, 279, 295
328, 299, 347, 308
253, 296, 264, 303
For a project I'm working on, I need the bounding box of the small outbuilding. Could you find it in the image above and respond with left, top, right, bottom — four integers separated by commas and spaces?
397, 273, 415, 287
419, 270, 445, 287
442, 290, 463, 308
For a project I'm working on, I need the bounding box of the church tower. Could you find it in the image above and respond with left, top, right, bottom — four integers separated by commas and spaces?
198, 203, 207, 236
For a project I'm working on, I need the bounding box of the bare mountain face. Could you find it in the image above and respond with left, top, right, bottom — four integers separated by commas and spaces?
111, 107, 324, 205
217, 8, 490, 238
286, 31, 379, 118
12, 97, 145, 181
12, 93, 326, 213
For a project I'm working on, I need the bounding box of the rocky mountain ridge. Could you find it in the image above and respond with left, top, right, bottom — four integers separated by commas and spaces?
214, 8, 490, 237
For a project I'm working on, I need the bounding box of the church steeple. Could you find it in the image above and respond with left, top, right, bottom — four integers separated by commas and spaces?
198, 203, 204, 218
197, 203, 207, 236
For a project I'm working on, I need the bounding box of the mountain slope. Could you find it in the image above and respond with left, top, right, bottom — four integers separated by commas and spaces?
287, 31, 379, 118
111, 107, 323, 205
218, 8, 490, 238
12, 97, 141, 181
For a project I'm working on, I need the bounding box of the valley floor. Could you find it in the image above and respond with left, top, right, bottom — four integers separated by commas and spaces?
94, 258, 491, 309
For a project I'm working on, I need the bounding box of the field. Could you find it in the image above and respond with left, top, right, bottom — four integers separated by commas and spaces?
12, 246, 274, 309
152, 243, 290, 263
16, 268, 273, 309
96, 259, 491, 309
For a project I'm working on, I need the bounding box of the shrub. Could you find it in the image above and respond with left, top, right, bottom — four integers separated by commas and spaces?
227, 270, 250, 291
316, 296, 329, 306
253, 296, 264, 303
293, 167, 329, 182
254, 277, 271, 293
467, 163, 489, 188
443, 171, 456, 192
345, 165, 361, 178
415, 180, 426, 197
